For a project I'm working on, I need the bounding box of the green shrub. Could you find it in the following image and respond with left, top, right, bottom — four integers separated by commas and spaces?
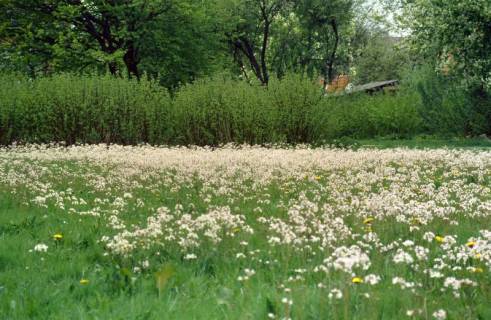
0, 74, 172, 145
5, 72, 484, 146
172, 77, 270, 145
309, 92, 422, 141
172, 74, 323, 145
402, 66, 491, 136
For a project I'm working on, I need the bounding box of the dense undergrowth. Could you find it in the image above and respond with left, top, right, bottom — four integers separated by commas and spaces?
0, 73, 489, 146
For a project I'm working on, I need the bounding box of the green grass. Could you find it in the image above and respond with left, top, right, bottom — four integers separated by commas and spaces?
338, 136, 491, 149
1, 146, 491, 319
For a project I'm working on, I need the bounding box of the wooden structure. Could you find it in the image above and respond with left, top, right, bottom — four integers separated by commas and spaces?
349, 80, 399, 94
321, 77, 399, 95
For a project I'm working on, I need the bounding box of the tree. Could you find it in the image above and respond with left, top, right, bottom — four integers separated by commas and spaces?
2, 0, 174, 78
0, 0, 226, 85
399, 0, 491, 89
297, 0, 353, 81
221, 0, 293, 85
268, 0, 354, 82
350, 32, 411, 84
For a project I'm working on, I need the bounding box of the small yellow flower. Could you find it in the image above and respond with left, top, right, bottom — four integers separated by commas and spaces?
435, 236, 445, 244
363, 217, 374, 225
466, 241, 476, 248
474, 253, 482, 260
472, 267, 484, 273
53, 234, 63, 241
352, 277, 363, 284
314, 176, 321, 181
79, 279, 89, 285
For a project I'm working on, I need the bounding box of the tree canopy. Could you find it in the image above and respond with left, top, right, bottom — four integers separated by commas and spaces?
399, 0, 491, 89
1, 0, 490, 90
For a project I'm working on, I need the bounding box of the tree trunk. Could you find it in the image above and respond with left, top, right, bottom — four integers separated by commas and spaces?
325, 19, 339, 82
235, 38, 265, 84
108, 61, 118, 76
123, 44, 140, 79
260, 20, 271, 85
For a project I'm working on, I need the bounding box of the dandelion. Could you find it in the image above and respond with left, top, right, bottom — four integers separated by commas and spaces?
435, 236, 445, 244
352, 277, 363, 284
466, 241, 476, 248
53, 234, 63, 241
363, 217, 374, 225
79, 279, 89, 285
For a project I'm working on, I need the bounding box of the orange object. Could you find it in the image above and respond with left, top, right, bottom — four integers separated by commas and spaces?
336, 75, 349, 92
323, 75, 349, 93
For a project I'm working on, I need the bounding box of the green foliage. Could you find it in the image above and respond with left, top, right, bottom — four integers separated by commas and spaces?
0, 74, 173, 145
1, 72, 489, 146
172, 74, 322, 145
310, 91, 422, 141
0, 0, 225, 87
402, 66, 491, 136
351, 36, 410, 84
270, 0, 354, 80
401, 0, 491, 88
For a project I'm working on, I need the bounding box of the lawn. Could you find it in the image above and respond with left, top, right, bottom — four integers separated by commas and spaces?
1, 145, 491, 319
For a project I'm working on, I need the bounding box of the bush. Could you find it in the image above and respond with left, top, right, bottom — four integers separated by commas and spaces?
3, 72, 485, 146
309, 92, 422, 141
402, 66, 491, 136
0, 74, 173, 145
172, 77, 271, 145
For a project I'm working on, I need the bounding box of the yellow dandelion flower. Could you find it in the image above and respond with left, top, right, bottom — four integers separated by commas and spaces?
474, 253, 482, 260
363, 217, 374, 225
472, 267, 484, 273
314, 176, 321, 181
53, 234, 63, 241
79, 279, 89, 285
352, 277, 363, 284
435, 236, 445, 244
466, 241, 476, 248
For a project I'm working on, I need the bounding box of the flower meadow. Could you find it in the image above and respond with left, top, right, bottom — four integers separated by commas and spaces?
1, 145, 491, 319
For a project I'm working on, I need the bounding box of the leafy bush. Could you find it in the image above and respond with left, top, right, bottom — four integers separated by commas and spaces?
154, 74, 322, 145
1, 72, 487, 146
402, 66, 491, 136
0, 74, 173, 145
309, 92, 423, 141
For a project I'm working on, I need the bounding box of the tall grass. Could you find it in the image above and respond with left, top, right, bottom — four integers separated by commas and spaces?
0, 74, 172, 145
1, 72, 487, 146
